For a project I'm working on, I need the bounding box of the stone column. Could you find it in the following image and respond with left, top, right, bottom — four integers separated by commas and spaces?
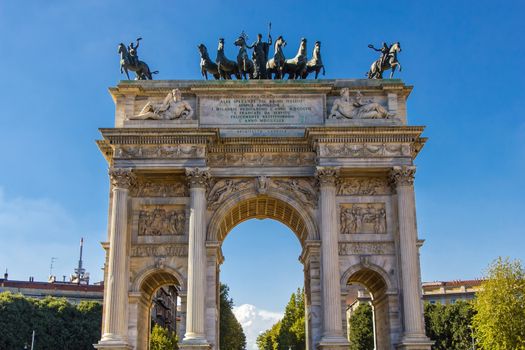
181, 168, 211, 349
96, 168, 135, 350
316, 167, 349, 350
390, 166, 432, 349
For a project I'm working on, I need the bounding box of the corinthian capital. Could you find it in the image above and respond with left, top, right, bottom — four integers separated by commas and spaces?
389, 166, 416, 187
186, 167, 210, 189
109, 168, 136, 189
315, 167, 339, 187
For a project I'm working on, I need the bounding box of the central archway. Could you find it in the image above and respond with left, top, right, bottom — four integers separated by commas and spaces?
205, 191, 322, 349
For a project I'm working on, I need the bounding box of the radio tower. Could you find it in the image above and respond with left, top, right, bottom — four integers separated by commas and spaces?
72, 237, 89, 285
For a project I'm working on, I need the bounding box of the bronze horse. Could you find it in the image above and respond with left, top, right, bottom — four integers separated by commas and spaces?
118, 43, 157, 80
216, 38, 241, 79
198, 44, 220, 80
234, 35, 254, 80
283, 38, 308, 79
367, 42, 402, 79
302, 41, 325, 79
266, 36, 286, 79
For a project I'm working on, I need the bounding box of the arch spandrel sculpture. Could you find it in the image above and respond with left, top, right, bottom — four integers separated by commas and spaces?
95, 79, 432, 350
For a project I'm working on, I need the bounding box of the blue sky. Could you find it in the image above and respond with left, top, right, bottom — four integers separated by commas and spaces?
0, 0, 524, 324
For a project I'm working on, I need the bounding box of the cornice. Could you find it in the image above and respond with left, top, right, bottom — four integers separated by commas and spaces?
99, 128, 219, 145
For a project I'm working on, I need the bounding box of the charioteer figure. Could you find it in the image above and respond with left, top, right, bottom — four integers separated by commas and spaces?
247, 24, 273, 79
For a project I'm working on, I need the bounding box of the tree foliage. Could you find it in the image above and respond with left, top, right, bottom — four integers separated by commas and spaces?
220, 283, 247, 350
150, 324, 178, 350
473, 257, 525, 350
0, 291, 102, 350
424, 300, 475, 350
257, 288, 305, 350
348, 303, 374, 350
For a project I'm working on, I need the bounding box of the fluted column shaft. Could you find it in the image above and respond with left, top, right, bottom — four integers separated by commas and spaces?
316, 167, 346, 343
101, 168, 135, 344
391, 166, 426, 337
183, 168, 210, 345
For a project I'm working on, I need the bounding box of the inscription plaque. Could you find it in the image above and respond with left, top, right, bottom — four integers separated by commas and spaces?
199, 94, 325, 125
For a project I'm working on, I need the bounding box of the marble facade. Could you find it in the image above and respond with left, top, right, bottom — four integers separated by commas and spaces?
95, 79, 432, 350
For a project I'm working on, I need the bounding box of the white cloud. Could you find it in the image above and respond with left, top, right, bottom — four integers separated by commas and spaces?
233, 304, 282, 350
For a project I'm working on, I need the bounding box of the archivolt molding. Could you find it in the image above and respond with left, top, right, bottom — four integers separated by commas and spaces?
340, 261, 395, 297
131, 265, 186, 296
206, 183, 319, 244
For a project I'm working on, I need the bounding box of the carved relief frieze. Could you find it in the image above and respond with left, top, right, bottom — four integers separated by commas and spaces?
133, 178, 188, 197
329, 89, 393, 119
340, 203, 386, 234
129, 89, 194, 120
131, 244, 188, 257
319, 143, 411, 158
138, 206, 186, 236
115, 145, 205, 159
337, 177, 391, 196
207, 179, 253, 209
271, 178, 318, 208
338, 242, 395, 255
207, 152, 315, 167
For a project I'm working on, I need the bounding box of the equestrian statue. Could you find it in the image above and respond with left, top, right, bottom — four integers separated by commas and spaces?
366, 42, 402, 79
117, 37, 158, 80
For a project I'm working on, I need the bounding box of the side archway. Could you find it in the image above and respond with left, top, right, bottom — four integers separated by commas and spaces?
342, 263, 397, 350
130, 266, 185, 350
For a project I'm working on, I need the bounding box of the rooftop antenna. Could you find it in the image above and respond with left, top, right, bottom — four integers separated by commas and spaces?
49, 257, 57, 277
74, 237, 86, 283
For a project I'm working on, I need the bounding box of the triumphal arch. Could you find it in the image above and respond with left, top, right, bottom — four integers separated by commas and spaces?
95, 79, 433, 350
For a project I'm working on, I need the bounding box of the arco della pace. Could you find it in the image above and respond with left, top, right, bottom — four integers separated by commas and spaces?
94, 79, 433, 350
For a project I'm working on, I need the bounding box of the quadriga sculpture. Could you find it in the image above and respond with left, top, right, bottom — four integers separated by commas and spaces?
302, 41, 325, 79
283, 38, 308, 79
198, 44, 220, 80
216, 38, 241, 79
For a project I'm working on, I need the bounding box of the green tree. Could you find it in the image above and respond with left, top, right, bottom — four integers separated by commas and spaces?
257, 288, 305, 350
0, 292, 102, 350
473, 257, 525, 350
348, 303, 374, 350
220, 284, 247, 350
424, 301, 475, 350
150, 324, 178, 350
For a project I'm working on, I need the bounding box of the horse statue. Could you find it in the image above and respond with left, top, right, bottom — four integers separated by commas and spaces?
234, 33, 254, 80
283, 38, 308, 79
302, 41, 325, 79
266, 36, 287, 79
117, 43, 157, 80
215, 38, 241, 79
198, 44, 220, 80
366, 42, 402, 79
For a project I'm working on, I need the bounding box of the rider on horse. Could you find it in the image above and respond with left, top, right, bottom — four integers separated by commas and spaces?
368, 42, 390, 70
128, 37, 142, 68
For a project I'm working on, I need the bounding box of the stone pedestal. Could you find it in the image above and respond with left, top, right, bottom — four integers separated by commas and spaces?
95, 168, 135, 350
391, 166, 432, 350
316, 167, 350, 349
181, 168, 211, 349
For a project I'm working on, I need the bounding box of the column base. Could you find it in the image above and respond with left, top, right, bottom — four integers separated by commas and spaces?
94, 339, 133, 350
317, 335, 350, 350
180, 336, 211, 350
396, 334, 433, 350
